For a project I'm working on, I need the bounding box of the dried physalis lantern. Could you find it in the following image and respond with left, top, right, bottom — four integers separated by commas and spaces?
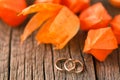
79, 2, 112, 31
110, 15, 120, 44
83, 27, 118, 61
109, 0, 120, 8
19, 3, 80, 49
61, 0, 90, 13
34, 0, 61, 4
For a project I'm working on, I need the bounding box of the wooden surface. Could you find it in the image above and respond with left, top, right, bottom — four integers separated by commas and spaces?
0, 0, 120, 80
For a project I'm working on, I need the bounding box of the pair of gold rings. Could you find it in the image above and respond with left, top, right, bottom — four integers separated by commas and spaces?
55, 58, 84, 73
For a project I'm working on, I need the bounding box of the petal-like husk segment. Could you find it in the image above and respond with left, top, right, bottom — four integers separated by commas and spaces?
92, 28, 118, 49
89, 49, 113, 61
79, 2, 112, 30
34, 0, 61, 4
19, 3, 63, 15
35, 7, 80, 49
83, 27, 118, 61
110, 15, 120, 44
21, 11, 58, 43
83, 27, 118, 51
115, 35, 120, 44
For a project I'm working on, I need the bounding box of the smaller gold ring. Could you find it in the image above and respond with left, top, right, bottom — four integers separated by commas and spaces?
64, 58, 76, 72
55, 58, 67, 71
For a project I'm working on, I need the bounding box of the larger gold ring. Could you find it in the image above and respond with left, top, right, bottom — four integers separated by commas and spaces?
55, 58, 67, 71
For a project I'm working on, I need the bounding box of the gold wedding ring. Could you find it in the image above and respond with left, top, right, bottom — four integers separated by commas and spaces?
55, 58, 84, 74
74, 60, 84, 73
64, 58, 75, 72
55, 58, 67, 71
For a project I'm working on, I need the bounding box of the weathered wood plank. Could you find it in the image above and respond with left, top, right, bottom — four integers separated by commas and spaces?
10, 26, 45, 80
95, 50, 120, 80
53, 45, 70, 80
43, 45, 55, 80
0, 21, 11, 80
91, 0, 120, 80
32, 43, 45, 80
69, 33, 96, 80
10, 26, 32, 80
117, 47, 120, 80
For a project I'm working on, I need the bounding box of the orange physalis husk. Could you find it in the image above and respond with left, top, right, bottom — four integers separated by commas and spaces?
83, 27, 118, 61
21, 11, 59, 43
110, 15, 120, 44
34, 0, 61, 4
19, 3, 62, 43
19, 3, 62, 15
20, 3, 80, 49
35, 7, 80, 49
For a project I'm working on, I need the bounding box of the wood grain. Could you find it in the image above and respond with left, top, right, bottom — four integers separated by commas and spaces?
0, 21, 11, 80
10, 25, 46, 80
0, 0, 120, 80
